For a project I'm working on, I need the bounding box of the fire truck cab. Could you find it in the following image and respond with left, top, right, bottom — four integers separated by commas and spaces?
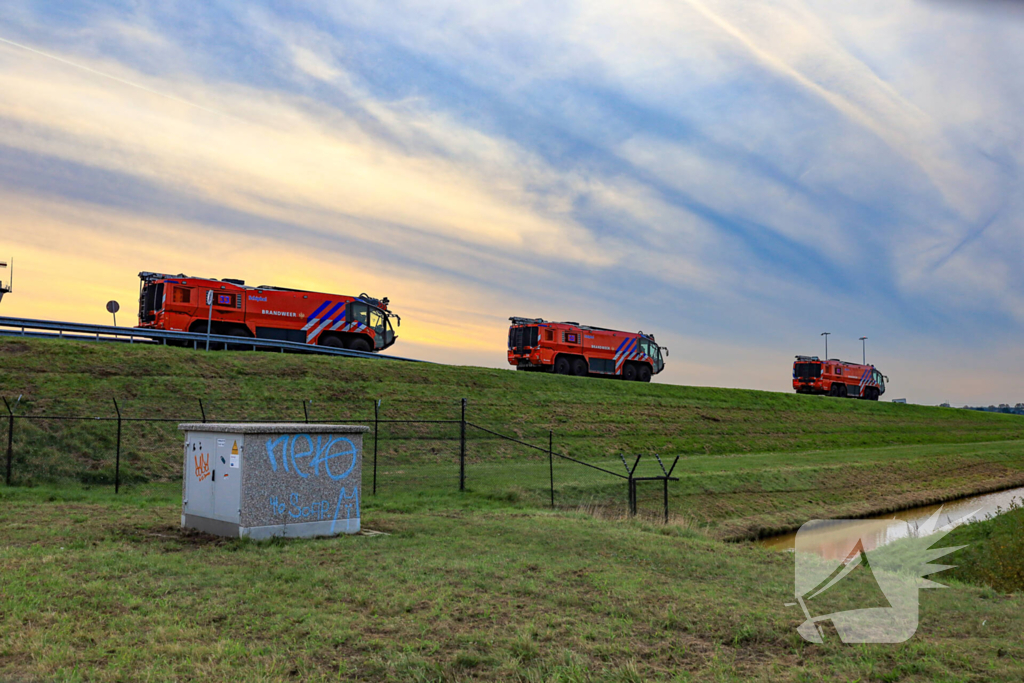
793, 355, 886, 400
508, 317, 667, 382
137, 272, 399, 352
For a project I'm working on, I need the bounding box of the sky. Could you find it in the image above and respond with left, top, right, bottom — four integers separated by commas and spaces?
1, 0, 1022, 405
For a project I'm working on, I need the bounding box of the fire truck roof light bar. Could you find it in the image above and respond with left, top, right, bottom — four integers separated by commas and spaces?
797, 354, 877, 368
140, 272, 395, 316
509, 316, 653, 338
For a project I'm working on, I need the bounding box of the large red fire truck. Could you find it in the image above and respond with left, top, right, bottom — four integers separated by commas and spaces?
137, 272, 399, 351
792, 356, 887, 400
507, 317, 667, 381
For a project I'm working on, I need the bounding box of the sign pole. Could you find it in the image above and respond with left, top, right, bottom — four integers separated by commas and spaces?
106, 300, 120, 330
205, 290, 214, 351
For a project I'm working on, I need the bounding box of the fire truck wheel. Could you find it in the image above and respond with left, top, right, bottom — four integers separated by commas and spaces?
554, 356, 571, 375
622, 363, 638, 381
839, 384, 849, 398
571, 358, 588, 376
320, 335, 344, 348
348, 338, 372, 352
638, 365, 652, 383
829, 383, 841, 397
225, 327, 251, 351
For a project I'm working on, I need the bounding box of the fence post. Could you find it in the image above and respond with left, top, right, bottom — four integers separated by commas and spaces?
113, 398, 122, 494
655, 453, 669, 524
3, 397, 13, 487
622, 454, 641, 517
199, 399, 206, 423
664, 456, 678, 525
459, 398, 466, 492
548, 430, 554, 508
663, 477, 669, 523
373, 399, 380, 496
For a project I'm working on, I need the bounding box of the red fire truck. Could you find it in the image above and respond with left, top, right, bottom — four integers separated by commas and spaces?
792, 356, 887, 400
507, 317, 667, 381
137, 272, 399, 351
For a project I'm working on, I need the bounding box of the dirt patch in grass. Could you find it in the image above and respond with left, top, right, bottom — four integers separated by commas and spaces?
0, 341, 31, 355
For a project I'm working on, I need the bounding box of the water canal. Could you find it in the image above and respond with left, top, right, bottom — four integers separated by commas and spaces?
759, 485, 1024, 554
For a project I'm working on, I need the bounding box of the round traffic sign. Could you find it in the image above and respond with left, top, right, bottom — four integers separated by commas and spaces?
106, 300, 120, 314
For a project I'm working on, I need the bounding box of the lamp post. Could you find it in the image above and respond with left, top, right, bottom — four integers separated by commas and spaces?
860, 336, 868, 365
821, 332, 830, 359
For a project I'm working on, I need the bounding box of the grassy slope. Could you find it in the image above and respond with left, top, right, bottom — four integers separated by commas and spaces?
3, 337, 1024, 539
2, 340, 1024, 680
945, 501, 1024, 593
1, 485, 1022, 682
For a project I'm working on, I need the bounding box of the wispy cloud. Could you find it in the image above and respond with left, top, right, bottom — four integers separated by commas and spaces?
1, 0, 1023, 403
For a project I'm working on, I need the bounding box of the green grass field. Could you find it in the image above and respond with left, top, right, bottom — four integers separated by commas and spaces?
1, 485, 1022, 682
3, 337, 1024, 539
945, 500, 1024, 593
2, 337, 1023, 680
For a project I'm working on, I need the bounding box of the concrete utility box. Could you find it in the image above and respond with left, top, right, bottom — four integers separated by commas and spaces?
178, 423, 369, 539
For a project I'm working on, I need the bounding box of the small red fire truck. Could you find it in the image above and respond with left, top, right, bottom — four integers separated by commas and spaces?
792, 356, 887, 400
137, 272, 399, 351
507, 317, 667, 381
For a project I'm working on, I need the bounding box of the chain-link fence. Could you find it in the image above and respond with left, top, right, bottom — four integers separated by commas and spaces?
1, 395, 677, 520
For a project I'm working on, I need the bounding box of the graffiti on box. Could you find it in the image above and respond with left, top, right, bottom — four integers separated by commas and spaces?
265, 433, 360, 531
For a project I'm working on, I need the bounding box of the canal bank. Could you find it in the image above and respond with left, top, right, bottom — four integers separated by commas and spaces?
758, 484, 1024, 552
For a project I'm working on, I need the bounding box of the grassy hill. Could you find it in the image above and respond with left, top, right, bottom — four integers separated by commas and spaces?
3, 336, 1024, 538
2, 484, 1023, 682
3, 337, 1024, 680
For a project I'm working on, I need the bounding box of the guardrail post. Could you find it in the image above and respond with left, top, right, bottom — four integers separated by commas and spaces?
459, 398, 466, 492
373, 399, 380, 495
549, 430, 554, 509
113, 398, 122, 494
3, 397, 14, 486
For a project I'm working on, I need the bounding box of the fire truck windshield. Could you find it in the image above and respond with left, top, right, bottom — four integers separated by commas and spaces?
509, 325, 538, 353
639, 338, 663, 372
369, 307, 391, 349
139, 281, 164, 323
794, 362, 821, 379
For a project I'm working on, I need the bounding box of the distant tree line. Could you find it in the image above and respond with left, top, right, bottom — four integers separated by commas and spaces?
954, 403, 1024, 415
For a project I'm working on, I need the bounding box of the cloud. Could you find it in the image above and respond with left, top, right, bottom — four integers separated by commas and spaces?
0, 39, 612, 265
290, 46, 343, 83
1, 1, 1023, 404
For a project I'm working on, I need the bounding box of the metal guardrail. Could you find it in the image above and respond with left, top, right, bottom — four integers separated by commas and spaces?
0, 316, 422, 362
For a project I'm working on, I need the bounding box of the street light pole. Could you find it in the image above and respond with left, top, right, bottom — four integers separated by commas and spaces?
821, 332, 830, 359
860, 337, 868, 365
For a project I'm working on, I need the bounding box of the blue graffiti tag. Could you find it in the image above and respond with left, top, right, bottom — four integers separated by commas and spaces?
266, 435, 289, 472
265, 434, 358, 480
290, 434, 315, 478
330, 485, 360, 534
268, 493, 331, 520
